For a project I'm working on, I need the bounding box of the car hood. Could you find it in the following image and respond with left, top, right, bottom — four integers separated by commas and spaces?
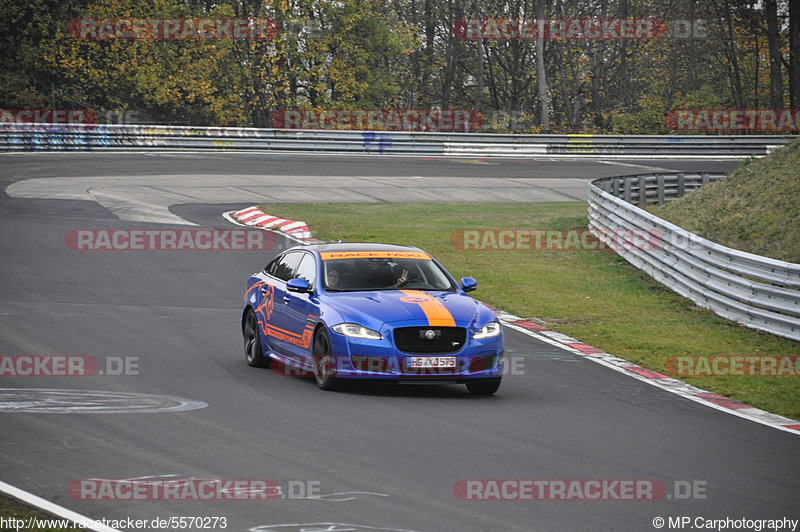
323, 289, 492, 329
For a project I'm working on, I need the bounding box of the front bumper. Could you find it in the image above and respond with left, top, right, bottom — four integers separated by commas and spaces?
328, 327, 504, 380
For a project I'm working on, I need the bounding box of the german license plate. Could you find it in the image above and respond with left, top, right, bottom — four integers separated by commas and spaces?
407, 356, 456, 369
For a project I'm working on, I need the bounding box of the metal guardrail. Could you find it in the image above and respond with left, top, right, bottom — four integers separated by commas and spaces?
0, 123, 795, 156
588, 173, 800, 341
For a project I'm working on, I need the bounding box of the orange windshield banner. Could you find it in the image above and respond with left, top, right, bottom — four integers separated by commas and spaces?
399, 290, 457, 327
320, 251, 431, 260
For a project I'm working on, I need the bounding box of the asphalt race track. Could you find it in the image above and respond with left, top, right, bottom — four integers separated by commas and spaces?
1, 153, 798, 532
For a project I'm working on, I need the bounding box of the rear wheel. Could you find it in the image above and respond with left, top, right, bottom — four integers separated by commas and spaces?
466, 377, 501, 395
313, 329, 339, 391
243, 310, 270, 368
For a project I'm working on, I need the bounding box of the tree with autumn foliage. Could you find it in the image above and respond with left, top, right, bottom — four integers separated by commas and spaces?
1, 0, 797, 132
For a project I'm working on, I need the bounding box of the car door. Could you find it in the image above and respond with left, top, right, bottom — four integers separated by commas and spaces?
266, 251, 303, 357
280, 251, 318, 362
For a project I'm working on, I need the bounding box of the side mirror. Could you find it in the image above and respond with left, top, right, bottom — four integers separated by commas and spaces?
287, 278, 310, 293
461, 277, 477, 293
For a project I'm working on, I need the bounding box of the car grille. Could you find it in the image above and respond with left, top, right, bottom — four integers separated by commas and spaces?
393, 326, 467, 354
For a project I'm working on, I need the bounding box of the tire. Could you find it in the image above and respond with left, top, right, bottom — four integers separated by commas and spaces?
313, 328, 339, 391
466, 377, 501, 395
243, 309, 270, 368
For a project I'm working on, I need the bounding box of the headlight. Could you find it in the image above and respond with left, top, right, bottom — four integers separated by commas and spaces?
332, 323, 383, 340
473, 321, 501, 339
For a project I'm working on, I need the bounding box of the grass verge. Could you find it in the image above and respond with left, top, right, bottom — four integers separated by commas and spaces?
654, 137, 800, 263
0, 495, 81, 531
258, 201, 800, 420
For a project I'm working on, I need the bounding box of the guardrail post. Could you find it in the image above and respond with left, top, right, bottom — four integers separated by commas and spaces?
624, 178, 632, 203
639, 175, 647, 206
657, 175, 665, 206
701, 173, 709, 186
612, 178, 619, 197
677, 173, 685, 198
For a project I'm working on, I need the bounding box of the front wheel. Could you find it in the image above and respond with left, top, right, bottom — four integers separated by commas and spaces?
243, 310, 270, 368
313, 329, 339, 391
466, 377, 501, 395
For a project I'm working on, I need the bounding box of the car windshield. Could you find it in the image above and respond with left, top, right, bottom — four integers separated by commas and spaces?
321, 254, 455, 292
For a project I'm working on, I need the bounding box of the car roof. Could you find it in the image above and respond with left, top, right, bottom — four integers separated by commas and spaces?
297, 242, 424, 254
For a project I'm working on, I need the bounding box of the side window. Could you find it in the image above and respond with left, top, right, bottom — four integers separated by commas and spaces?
294, 253, 317, 291
272, 252, 302, 282
264, 256, 280, 276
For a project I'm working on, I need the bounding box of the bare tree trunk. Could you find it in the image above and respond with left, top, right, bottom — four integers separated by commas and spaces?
790, 0, 800, 108
765, 0, 783, 108
424, 0, 436, 106
424, 0, 435, 59
473, 0, 484, 111
535, 0, 549, 127
711, 0, 745, 108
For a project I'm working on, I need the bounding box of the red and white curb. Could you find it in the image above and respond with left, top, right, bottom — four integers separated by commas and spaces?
223, 206, 323, 245
223, 206, 800, 436
492, 308, 800, 436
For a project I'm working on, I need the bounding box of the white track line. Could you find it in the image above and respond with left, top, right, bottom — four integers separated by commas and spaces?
496, 312, 800, 436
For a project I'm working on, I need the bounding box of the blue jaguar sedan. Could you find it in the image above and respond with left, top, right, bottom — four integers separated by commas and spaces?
242, 243, 504, 394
